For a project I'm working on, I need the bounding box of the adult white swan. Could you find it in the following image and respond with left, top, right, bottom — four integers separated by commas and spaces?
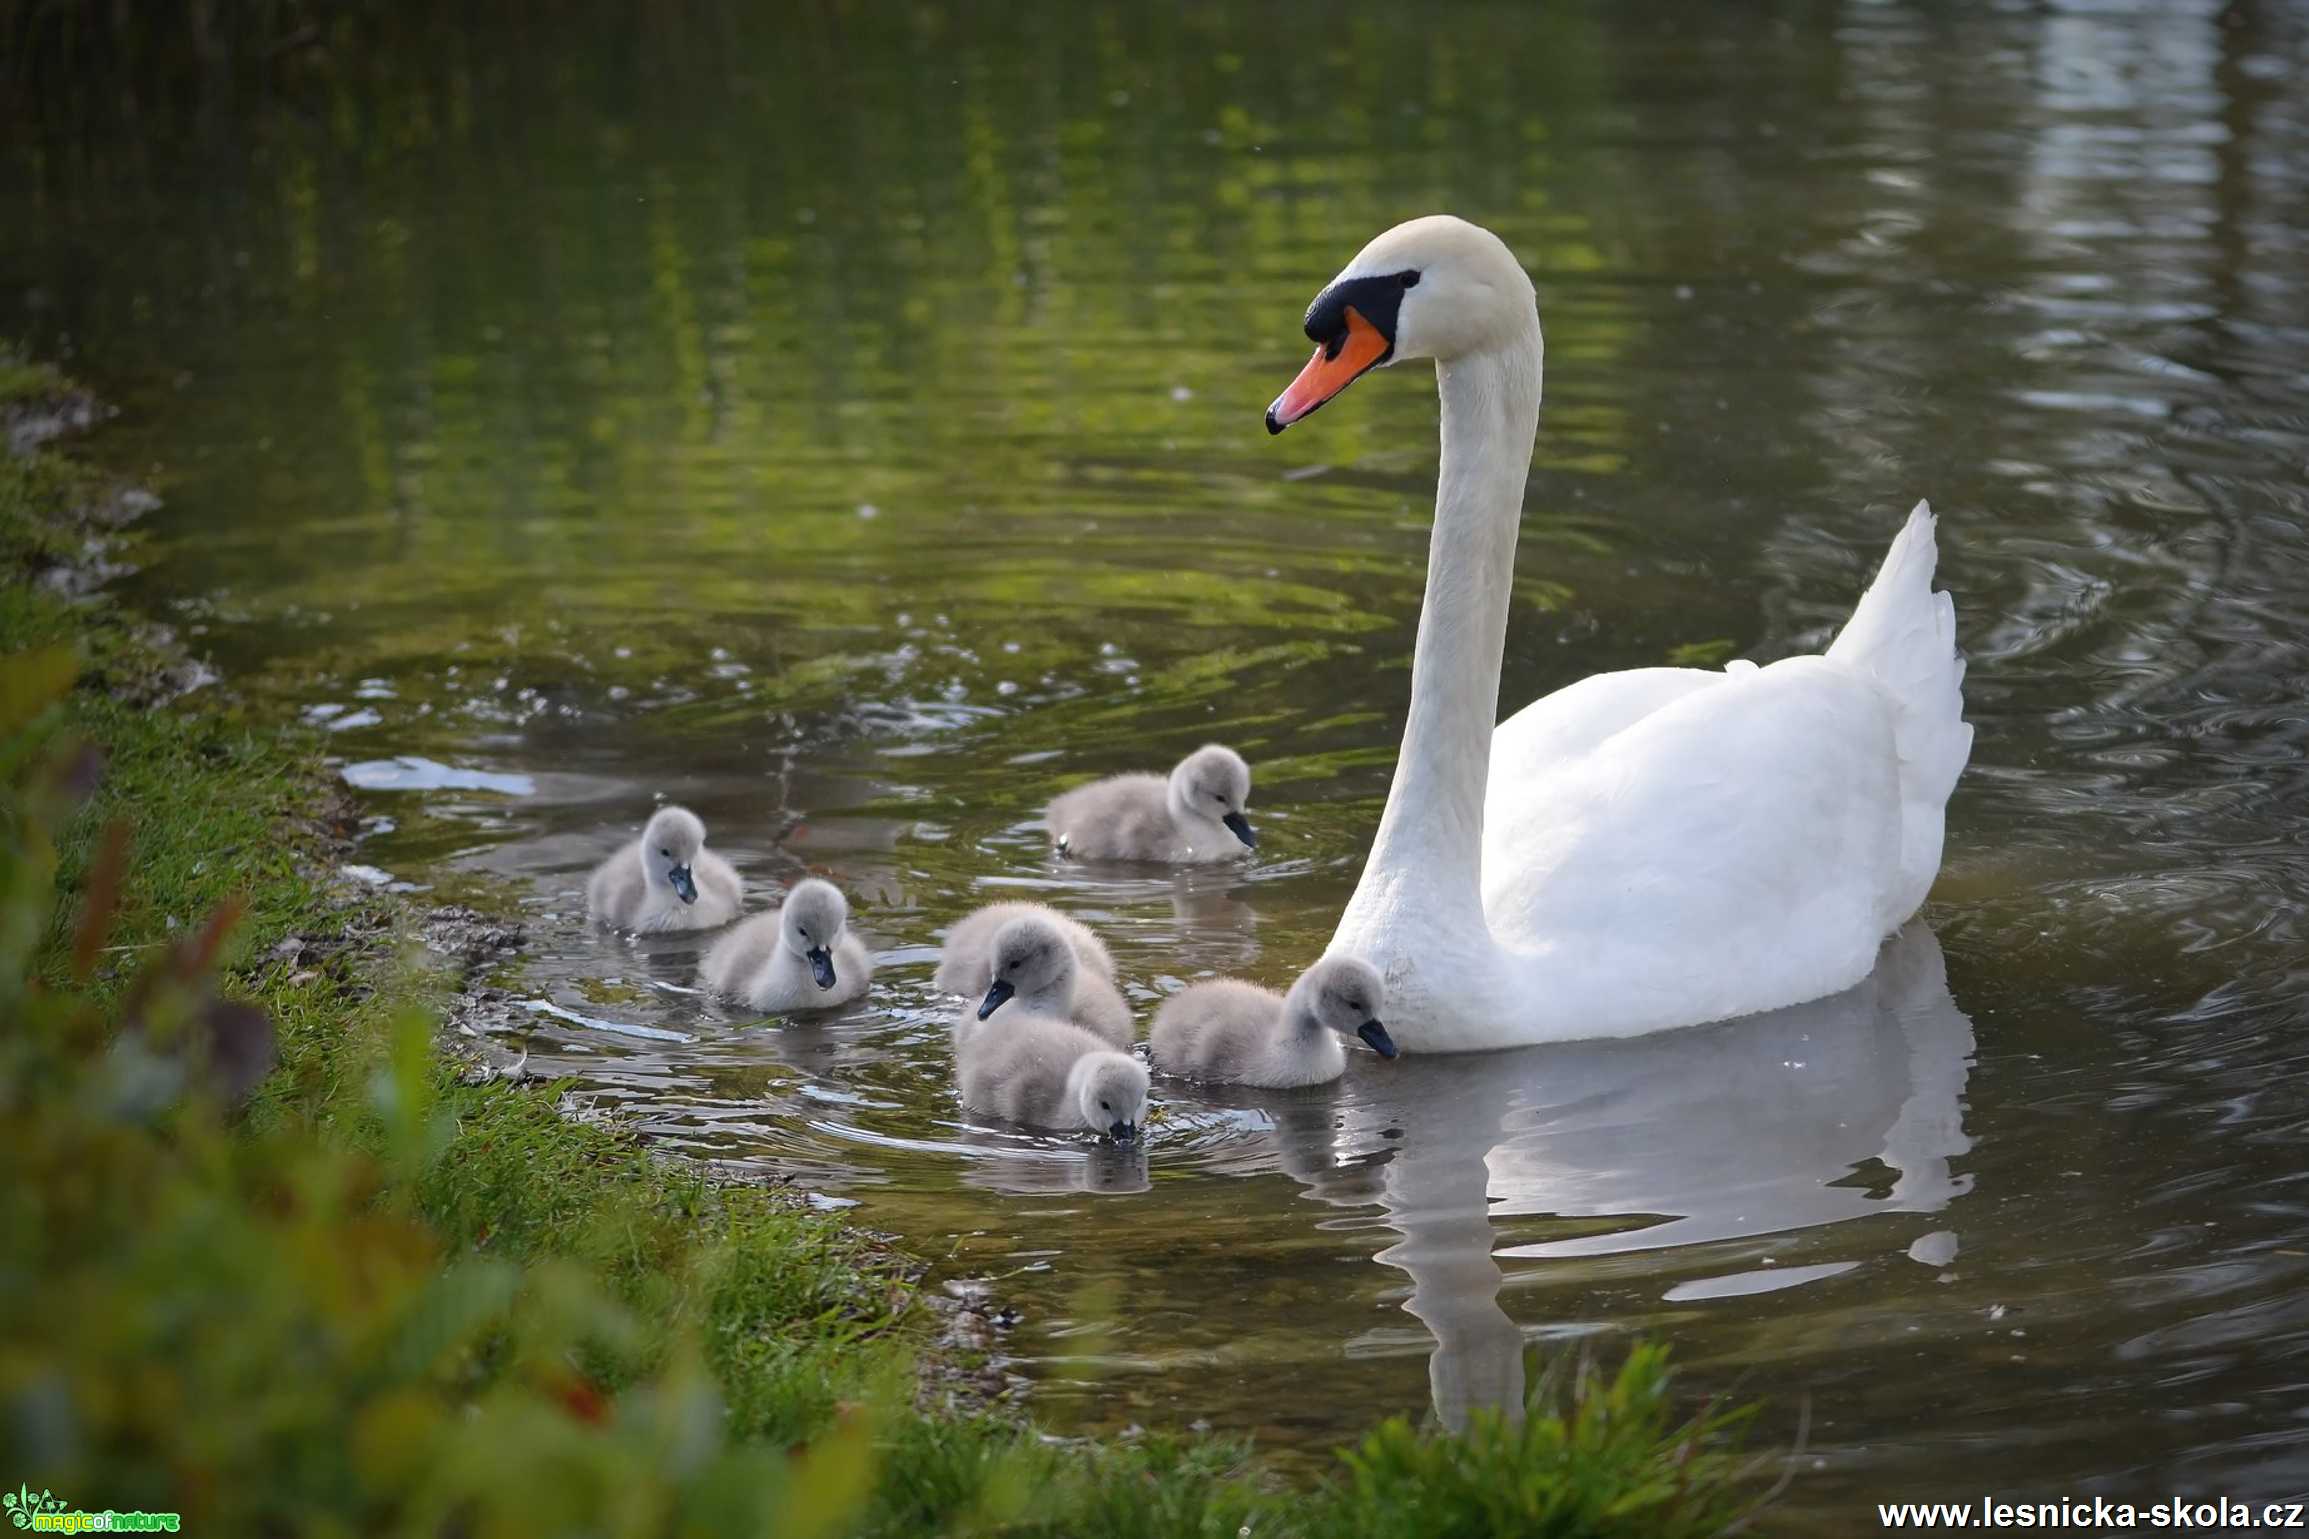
1268, 215, 1971, 1052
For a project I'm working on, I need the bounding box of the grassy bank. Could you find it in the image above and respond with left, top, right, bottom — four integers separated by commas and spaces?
0, 352, 1774, 1537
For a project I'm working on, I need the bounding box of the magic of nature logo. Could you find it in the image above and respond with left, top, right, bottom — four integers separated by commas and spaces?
4, 1486, 181, 1533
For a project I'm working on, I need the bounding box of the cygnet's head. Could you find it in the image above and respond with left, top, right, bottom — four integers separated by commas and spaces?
640, 806, 708, 903
1167, 744, 1255, 849
977, 914, 1079, 1021
779, 878, 850, 991
1068, 1050, 1150, 1141
1266, 215, 1538, 433
1292, 956, 1395, 1059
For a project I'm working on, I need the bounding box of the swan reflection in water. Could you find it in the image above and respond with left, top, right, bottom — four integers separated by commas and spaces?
1274, 922, 1976, 1430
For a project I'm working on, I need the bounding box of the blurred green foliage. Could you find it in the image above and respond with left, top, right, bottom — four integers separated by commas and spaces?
1328, 1348, 1763, 1539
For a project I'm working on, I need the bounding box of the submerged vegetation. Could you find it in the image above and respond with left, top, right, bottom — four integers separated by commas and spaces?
0, 361, 1773, 1532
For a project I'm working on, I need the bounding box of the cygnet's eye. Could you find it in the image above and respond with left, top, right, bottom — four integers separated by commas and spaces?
1100, 1100, 1111, 1112
660, 847, 672, 858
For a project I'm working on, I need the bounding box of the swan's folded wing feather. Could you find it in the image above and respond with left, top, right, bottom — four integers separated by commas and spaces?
1481, 657, 1905, 1027
1488, 667, 1724, 790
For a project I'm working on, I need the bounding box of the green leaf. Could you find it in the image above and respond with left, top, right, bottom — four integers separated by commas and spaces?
0, 646, 77, 739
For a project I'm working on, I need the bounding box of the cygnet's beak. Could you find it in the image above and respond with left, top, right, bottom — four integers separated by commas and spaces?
976, 978, 1016, 1021
1221, 811, 1257, 849
1267, 303, 1392, 433
668, 864, 698, 904
1108, 1119, 1138, 1143
806, 946, 837, 990
1357, 1019, 1399, 1059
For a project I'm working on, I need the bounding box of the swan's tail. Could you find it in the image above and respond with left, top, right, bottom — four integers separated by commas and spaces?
1826, 501, 1972, 923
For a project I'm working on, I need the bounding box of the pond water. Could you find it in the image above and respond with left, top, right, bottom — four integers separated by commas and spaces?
9, 0, 2309, 1524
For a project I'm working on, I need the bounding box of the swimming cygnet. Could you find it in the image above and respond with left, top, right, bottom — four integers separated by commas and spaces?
585, 805, 743, 932
934, 902, 1129, 1046
954, 911, 1134, 1050
1149, 956, 1395, 1088
698, 878, 871, 1013
1044, 743, 1257, 863
956, 1015, 1149, 1139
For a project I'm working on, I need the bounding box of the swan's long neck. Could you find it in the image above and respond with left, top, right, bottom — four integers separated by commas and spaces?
1353, 332, 1543, 931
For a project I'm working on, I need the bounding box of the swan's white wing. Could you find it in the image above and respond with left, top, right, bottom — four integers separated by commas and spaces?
1487, 666, 1725, 782
1480, 655, 1906, 1034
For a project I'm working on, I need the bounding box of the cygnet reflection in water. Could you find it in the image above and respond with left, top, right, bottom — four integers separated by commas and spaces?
1034, 864, 1267, 975
1259, 924, 1975, 1432
955, 1132, 1154, 1198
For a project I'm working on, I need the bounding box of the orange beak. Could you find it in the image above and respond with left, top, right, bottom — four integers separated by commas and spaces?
1266, 306, 1392, 434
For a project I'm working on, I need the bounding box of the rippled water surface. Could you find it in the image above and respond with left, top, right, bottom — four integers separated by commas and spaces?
10, 1, 2309, 1522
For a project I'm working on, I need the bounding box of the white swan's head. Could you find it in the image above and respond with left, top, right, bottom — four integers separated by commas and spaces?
779, 878, 850, 991
1068, 1049, 1150, 1141
1167, 743, 1255, 849
640, 806, 708, 903
977, 914, 1077, 1021
1290, 956, 1396, 1059
1267, 215, 1537, 433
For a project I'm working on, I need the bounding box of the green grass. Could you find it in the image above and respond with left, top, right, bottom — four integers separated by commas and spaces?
0, 352, 1778, 1536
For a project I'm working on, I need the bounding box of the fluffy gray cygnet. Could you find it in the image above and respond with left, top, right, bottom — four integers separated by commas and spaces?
951, 911, 1133, 1050
955, 1013, 1149, 1139
698, 877, 871, 1013
1043, 744, 1256, 864
585, 806, 743, 932
935, 902, 1128, 1047
1148, 956, 1394, 1088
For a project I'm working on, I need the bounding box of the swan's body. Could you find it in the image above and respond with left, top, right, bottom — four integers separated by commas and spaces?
1045, 744, 1257, 863
586, 806, 743, 933
1270, 217, 1970, 1052
699, 878, 871, 1014
947, 910, 1132, 1051
1150, 956, 1394, 1088
955, 1013, 1148, 1138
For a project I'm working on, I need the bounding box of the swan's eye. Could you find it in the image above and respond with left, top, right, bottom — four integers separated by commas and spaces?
1397, 269, 1420, 289
659, 848, 672, 858
1100, 1100, 1111, 1111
